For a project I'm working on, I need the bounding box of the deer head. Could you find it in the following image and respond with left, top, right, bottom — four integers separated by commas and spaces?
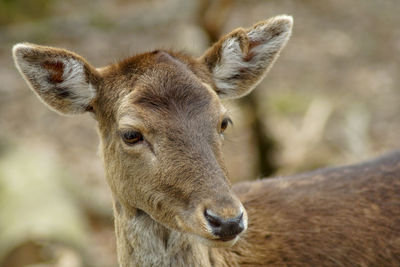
13, 15, 292, 248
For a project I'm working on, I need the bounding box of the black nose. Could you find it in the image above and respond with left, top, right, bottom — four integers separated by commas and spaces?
204, 209, 245, 240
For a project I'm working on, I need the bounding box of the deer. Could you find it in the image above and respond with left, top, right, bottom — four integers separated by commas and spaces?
12, 15, 400, 266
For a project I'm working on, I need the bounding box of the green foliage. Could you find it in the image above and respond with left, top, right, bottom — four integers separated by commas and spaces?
269, 93, 311, 116
89, 13, 115, 30
0, 0, 54, 25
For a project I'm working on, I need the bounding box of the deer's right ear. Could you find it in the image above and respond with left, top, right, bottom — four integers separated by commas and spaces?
12, 43, 100, 115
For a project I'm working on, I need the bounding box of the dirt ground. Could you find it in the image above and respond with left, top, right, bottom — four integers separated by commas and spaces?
0, 0, 399, 266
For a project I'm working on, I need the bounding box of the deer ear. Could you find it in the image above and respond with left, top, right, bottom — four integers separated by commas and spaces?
200, 15, 293, 99
12, 43, 100, 115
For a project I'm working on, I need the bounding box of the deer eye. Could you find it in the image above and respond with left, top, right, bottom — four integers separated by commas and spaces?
220, 118, 232, 133
121, 130, 143, 145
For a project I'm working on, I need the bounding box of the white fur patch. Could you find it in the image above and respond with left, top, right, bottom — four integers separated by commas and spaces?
213, 38, 245, 92
58, 58, 95, 109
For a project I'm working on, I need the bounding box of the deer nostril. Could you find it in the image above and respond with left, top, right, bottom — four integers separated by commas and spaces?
204, 209, 222, 228
204, 209, 245, 240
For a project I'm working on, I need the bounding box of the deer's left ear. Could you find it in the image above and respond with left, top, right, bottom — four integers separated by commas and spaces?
12, 43, 100, 115
200, 15, 293, 99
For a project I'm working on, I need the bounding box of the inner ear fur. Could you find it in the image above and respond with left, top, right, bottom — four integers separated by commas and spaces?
12, 43, 101, 115
200, 15, 293, 99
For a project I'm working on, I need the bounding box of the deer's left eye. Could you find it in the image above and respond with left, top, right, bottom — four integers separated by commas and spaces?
220, 118, 232, 134
121, 130, 144, 145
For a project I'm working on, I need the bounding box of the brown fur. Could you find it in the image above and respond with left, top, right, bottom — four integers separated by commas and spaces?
228, 151, 400, 266
12, 15, 400, 266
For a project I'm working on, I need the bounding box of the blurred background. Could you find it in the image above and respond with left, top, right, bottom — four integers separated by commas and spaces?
0, 0, 399, 266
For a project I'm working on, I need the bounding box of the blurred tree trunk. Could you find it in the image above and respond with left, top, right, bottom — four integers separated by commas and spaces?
197, 0, 277, 178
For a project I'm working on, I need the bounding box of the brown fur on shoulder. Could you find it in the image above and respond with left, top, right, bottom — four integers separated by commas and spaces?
230, 151, 400, 266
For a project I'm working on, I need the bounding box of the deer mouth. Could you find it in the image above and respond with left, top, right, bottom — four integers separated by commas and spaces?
195, 234, 240, 248
175, 212, 245, 247
215, 234, 238, 242
173, 195, 248, 247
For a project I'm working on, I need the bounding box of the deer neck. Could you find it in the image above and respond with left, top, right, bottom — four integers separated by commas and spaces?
113, 202, 218, 267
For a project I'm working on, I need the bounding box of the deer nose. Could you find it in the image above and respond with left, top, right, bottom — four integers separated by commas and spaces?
204, 209, 245, 240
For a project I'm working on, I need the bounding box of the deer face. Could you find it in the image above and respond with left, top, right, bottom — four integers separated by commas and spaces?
13, 15, 292, 247
96, 51, 246, 246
